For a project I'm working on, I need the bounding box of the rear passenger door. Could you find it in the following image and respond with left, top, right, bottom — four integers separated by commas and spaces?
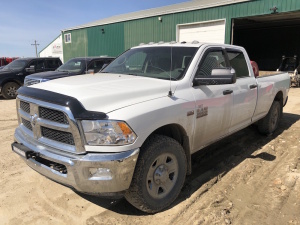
226, 48, 257, 133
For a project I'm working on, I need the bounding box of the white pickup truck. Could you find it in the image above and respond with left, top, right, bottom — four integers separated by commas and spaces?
12, 42, 290, 213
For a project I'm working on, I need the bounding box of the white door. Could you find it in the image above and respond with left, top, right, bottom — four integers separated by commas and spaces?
191, 47, 234, 151
226, 49, 258, 133
177, 20, 226, 43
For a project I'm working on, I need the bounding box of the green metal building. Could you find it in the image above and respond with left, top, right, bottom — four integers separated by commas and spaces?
61, 0, 300, 70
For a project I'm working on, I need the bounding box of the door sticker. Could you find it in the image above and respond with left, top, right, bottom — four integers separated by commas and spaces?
196, 104, 208, 118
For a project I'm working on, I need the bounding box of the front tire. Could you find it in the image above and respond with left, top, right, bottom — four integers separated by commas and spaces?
258, 101, 281, 135
2, 82, 20, 99
125, 135, 187, 213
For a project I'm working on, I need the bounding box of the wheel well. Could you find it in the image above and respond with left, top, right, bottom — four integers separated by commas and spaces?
274, 91, 283, 104
1, 79, 22, 89
274, 91, 284, 117
145, 124, 192, 175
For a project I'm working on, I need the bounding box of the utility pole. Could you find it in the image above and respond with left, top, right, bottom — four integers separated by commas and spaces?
31, 40, 39, 57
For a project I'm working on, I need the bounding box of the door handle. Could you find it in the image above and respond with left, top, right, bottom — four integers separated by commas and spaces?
250, 84, 258, 89
223, 90, 233, 95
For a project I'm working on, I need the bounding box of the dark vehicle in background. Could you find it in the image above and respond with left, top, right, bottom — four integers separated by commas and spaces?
0, 57, 62, 99
277, 55, 300, 87
24, 57, 115, 86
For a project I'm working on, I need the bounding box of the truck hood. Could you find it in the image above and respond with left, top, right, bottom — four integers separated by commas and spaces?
30, 73, 171, 113
27, 71, 79, 80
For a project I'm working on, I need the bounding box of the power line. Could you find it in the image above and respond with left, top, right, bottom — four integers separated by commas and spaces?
31, 40, 40, 57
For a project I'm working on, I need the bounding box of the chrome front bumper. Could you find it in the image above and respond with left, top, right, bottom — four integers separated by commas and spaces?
13, 127, 139, 195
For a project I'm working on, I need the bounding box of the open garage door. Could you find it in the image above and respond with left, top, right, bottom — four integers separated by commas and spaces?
232, 12, 300, 71
177, 19, 226, 43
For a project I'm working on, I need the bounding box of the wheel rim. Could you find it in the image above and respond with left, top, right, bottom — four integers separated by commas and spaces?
146, 153, 178, 199
270, 105, 279, 131
7, 86, 17, 97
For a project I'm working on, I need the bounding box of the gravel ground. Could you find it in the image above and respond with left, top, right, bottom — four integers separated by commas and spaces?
0, 88, 299, 225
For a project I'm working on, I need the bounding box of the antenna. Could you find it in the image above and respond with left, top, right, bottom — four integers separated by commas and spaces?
168, 47, 173, 97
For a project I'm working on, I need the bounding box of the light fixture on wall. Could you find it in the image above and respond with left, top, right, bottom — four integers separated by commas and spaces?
270, 6, 278, 14
158, 16, 162, 22
101, 28, 105, 34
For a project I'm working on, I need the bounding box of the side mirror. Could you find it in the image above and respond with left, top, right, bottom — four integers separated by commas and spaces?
194, 68, 236, 86
25, 65, 35, 73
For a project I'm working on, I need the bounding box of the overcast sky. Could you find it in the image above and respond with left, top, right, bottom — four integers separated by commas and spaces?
0, 0, 188, 58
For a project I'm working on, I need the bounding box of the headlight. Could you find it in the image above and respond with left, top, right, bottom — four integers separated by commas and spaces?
81, 120, 137, 145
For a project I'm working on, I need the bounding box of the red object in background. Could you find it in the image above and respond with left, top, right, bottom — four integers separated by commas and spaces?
0, 57, 19, 66
251, 61, 259, 77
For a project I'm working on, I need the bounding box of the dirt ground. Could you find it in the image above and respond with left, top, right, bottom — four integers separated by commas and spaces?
0, 88, 299, 225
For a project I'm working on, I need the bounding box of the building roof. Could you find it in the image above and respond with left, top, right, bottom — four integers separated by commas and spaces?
62, 0, 251, 32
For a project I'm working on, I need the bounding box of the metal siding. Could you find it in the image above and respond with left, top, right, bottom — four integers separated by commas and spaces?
87, 23, 124, 57
63, 29, 88, 62
64, 0, 300, 60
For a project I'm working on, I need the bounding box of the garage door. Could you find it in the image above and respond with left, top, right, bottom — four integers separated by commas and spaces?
177, 20, 226, 43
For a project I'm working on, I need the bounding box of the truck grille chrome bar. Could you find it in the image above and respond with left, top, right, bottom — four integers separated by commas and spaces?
17, 96, 85, 154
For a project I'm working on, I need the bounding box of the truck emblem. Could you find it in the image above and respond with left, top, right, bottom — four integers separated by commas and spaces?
30, 114, 38, 127
196, 105, 208, 118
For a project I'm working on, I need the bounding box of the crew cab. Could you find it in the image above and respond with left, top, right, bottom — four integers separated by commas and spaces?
0, 57, 62, 99
24, 57, 115, 86
12, 42, 290, 213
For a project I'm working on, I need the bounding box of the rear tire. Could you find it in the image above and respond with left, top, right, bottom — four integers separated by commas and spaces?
258, 101, 281, 135
125, 135, 187, 213
2, 82, 20, 99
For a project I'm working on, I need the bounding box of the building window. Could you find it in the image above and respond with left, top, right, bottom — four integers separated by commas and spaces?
64, 33, 71, 43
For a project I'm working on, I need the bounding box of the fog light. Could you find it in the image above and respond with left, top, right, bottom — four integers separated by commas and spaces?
89, 168, 112, 180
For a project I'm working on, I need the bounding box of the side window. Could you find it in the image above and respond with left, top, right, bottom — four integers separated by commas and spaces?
227, 51, 249, 78
64, 33, 71, 43
45, 59, 60, 69
87, 60, 105, 73
196, 50, 227, 77
36, 60, 45, 72
27, 61, 36, 68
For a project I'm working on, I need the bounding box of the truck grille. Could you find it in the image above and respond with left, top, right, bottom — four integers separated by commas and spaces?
24, 78, 41, 86
41, 127, 75, 145
20, 101, 30, 113
39, 107, 69, 124
17, 96, 85, 154
21, 118, 32, 131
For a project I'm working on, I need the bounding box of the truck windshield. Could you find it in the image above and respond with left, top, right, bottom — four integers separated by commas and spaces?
101, 46, 198, 80
57, 59, 86, 73
2, 60, 28, 71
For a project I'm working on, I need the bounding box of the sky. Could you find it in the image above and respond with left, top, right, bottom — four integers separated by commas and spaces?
0, 0, 189, 58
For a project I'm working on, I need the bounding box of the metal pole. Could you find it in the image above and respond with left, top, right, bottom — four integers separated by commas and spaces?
31, 40, 40, 57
